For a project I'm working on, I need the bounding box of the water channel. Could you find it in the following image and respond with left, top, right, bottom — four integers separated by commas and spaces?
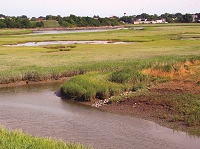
0, 82, 200, 149
4, 41, 128, 47
31, 28, 120, 35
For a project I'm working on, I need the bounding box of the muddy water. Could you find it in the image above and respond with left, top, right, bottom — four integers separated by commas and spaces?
0, 83, 200, 149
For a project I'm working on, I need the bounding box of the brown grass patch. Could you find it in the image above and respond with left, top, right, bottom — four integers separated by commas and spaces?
142, 61, 199, 80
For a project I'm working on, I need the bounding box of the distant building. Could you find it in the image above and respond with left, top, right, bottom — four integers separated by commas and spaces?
133, 20, 140, 24
0, 17, 5, 19
133, 18, 167, 24
192, 14, 199, 22
36, 16, 46, 21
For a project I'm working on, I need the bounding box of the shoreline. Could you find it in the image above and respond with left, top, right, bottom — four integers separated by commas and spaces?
31, 25, 124, 31
81, 97, 185, 133
0, 77, 70, 88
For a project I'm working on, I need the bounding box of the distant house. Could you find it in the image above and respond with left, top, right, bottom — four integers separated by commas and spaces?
192, 14, 199, 22
133, 20, 140, 24
0, 17, 5, 19
155, 19, 167, 24
36, 16, 46, 21
133, 18, 167, 24
133, 19, 147, 24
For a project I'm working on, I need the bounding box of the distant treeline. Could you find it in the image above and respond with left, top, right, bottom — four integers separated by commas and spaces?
0, 13, 199, 28
121, 13, 200, 24
0, 14, 122, 28
0, 14, 44, 28
57, 15, 122, 27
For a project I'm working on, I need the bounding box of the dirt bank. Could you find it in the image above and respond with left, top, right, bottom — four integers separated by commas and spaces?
0, 77, 70, 88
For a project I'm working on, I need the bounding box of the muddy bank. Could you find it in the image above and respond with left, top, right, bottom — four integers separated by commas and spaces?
0, 77, 70, 88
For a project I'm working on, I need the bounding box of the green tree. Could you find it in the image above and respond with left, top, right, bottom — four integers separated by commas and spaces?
4, 18, 15, 28
0, 20, 6, 28
36, 21, 44, 27
175, 13, 183, 22
182, 14, 193, 23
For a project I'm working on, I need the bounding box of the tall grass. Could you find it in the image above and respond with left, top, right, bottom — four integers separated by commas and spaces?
0, 126, 89, 149
109, 69, 149, 84
1, 54, 199, 85
60, 55, 200, 101
61, 73, 124, 101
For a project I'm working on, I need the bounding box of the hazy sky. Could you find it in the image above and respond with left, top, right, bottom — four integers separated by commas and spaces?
1, 0, 199, 17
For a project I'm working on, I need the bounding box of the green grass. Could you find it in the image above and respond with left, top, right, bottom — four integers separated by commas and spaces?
61, 73, 124, 101
0, 29, 32, 35
60, 56, 200, 101
0, 126, 89, 149
108, 68, 149, 84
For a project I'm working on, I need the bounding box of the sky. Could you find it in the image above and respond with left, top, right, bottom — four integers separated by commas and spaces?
1, 0, 200, 17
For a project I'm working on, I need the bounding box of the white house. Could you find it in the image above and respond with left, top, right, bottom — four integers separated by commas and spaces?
133, 18, 167, 24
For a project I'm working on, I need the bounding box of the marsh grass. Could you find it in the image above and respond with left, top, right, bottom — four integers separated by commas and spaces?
0, 49, 199, 85
109, 69, 149, 84
0, 29, 32, 35
0, 127, 89, 149
61, 56, 200, 101
61, 73, 124, 101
